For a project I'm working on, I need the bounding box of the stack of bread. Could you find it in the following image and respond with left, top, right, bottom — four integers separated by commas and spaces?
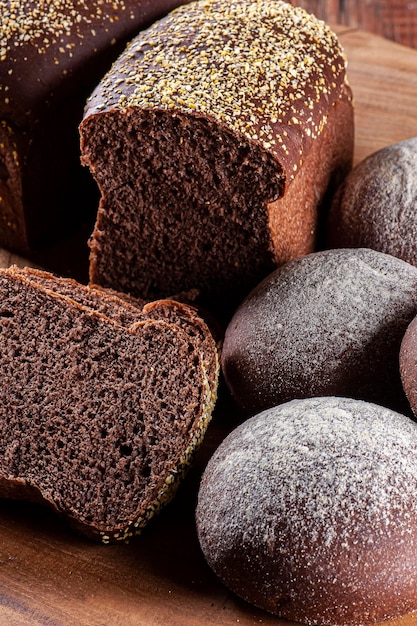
2, 1, 417, 625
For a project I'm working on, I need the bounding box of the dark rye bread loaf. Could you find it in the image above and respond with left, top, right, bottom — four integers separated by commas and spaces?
80, 0, 354, 310
0, 0, 189, 256
196, 397, 417, 625
0, 267, 217, 542
327, 137, 417, 266
222, 248, 417, 415
8, 266, 219, 401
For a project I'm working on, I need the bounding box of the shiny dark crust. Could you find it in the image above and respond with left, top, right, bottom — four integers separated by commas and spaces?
82, 0, 348, 174
0, 0, 190, 254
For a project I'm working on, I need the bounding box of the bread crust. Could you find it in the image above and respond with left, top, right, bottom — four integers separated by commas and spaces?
0, 0, 190, 252
222, 248, 417, 415
197, 397, 417, 625
81, 0, 354, 309
328, 137, 417, 265
267, 83, 354, 261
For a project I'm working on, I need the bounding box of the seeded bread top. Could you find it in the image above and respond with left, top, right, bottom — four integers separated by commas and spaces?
84, 0, 349, 180
0, 0, 189, 126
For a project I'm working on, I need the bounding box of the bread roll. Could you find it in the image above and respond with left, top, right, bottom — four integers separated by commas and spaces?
222, 248, 417, 415
400, 314, 417, 418
328, 137, 417, 265
80, 0, 354, 311
196, 396, 417, 625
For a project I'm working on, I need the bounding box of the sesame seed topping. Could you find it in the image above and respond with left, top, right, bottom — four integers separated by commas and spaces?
87, 0, 348, 162
0, 0, 128, 58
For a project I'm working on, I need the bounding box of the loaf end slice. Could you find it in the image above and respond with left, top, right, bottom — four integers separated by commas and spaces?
0, 270, 215, 542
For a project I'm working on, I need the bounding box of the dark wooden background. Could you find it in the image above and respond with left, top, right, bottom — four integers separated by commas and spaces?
287, 0, 417, 48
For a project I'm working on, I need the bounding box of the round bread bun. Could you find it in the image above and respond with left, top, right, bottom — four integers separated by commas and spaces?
221, 247, 417, 415
327, 137, 417, 265
400, 314, 417, 417
196, 396, 417, 625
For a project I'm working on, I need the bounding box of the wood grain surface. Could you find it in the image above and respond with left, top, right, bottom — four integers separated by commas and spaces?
1, 26, 417, 626
287, 0, 417, 48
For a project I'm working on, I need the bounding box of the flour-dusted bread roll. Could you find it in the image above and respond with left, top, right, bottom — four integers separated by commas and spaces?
328, 137, 417, 265
0, 0, 189, 256
196, 396, 417, 625
400, 314, 417, 418
0, 267, 218, 542
222, 248, 417, 415
81, 0, 354, 311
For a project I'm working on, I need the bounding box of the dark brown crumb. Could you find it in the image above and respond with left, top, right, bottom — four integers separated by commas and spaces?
0, 268, 216, 542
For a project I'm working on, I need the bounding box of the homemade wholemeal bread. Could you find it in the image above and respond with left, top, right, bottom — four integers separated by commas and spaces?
222, 248, 417, 415
81, 0, 354, 310
0, 266, 218, 542
196, 397, 417, 625
9, 266, 219, 402
0, 0, 189, 256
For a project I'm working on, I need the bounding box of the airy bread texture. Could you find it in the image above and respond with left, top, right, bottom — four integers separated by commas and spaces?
0, 266, 218, 542
9, 266, 219, 404
81, 0, 354, 311
196, 397, 417, 625
0, 0, 189, 254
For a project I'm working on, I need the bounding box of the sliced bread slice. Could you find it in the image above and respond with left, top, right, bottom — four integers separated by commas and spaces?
0, 268, 216, 542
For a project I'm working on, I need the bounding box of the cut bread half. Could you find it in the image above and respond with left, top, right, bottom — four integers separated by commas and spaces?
0, 267, 218, 542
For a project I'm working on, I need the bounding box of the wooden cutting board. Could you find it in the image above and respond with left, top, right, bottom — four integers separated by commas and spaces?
1, 27, 417, 626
